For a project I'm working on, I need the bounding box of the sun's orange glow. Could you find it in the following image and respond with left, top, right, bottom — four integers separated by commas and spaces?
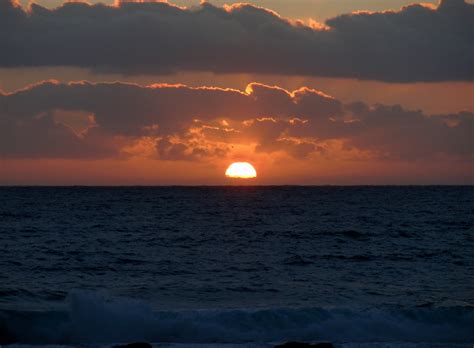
225, 162, 257, 179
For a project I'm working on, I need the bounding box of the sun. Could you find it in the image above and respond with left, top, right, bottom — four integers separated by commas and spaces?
225, 162, 257, 179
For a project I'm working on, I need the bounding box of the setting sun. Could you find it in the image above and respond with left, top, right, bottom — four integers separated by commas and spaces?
225, 162, 257, 179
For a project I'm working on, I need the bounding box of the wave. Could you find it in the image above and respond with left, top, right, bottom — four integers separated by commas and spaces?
1, 291, 473, 344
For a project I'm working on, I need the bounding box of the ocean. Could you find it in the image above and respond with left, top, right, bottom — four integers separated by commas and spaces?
0, 187, 473, 347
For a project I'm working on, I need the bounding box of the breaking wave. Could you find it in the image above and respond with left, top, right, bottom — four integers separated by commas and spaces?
1, 291, 473, 344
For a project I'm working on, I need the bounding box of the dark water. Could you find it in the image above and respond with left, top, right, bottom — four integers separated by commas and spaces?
0, 187, 473, 346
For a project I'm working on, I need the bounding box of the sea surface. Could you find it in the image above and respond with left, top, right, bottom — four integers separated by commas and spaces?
0, 187, 473, 347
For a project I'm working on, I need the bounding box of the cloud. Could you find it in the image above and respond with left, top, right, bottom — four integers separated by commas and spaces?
0, 0, 472, 82
337, 104, 474, 160
0, 110, 120, 159
1, 80, 472, 161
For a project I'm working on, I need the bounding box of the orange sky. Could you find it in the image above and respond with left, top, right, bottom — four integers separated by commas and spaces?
1, 0, 473, 185
1, 155, 472, 185
1, 80, 472, 185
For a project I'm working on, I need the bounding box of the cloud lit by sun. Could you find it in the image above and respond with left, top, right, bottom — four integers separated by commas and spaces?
0, 0, 473, 185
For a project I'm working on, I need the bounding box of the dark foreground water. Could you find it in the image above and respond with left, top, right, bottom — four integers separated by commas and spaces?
0, 187, 473, 347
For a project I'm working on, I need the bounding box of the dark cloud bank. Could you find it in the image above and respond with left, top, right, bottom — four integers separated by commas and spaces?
1, 0, 473, 82
0, 81, 472, 161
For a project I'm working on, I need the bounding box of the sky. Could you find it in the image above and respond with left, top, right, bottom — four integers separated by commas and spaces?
0, 0, 473, 185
